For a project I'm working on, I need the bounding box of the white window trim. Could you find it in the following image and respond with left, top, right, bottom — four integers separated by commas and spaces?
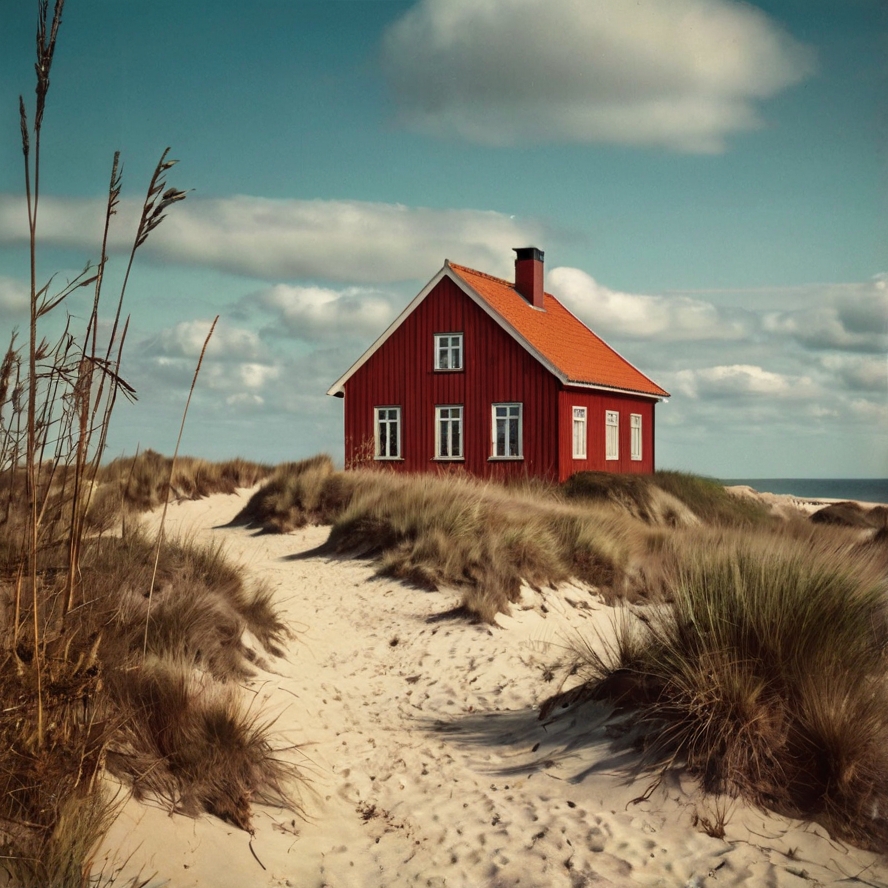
490, 402, 523, 460
572, 406, 587, 460
374, 406, 402, 460
630, 413, 642, 461
605, 410, 619, 461
434, 332, 463, 371
435, 405, 464, 460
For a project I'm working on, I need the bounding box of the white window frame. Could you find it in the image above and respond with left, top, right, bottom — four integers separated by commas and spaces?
374, 406, 402, 460
435, 405, 464, 460
491, 403, 523, 459
630, 413, 642, 461
605, 410, 619, 461
572, 406, 587, 460
434, 333, 463, 371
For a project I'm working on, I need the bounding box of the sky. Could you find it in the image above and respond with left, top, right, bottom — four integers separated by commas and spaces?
0, 0, 885, 478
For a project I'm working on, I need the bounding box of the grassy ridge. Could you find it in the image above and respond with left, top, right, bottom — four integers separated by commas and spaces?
232, 459, 774, 620
233, 459, 663, 620
87, 450, 274, 525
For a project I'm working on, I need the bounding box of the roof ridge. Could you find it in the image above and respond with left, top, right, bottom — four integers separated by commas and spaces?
450, 263, 513, 289
451, 263, 560, 301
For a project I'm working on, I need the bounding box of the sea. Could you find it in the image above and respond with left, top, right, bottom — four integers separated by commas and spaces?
719, 478, 888, 505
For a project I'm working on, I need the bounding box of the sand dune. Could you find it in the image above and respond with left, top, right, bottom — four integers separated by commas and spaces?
96, 489, 888, 887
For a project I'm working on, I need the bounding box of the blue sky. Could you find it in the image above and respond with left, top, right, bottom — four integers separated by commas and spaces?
1, 0, 885, 477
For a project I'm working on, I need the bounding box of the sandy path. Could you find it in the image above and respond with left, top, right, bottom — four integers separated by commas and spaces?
97, 490, 888, 888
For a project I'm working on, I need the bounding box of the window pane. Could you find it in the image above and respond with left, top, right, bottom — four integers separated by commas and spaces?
492, 403, 521, 457
631, 414, 642, 460
435, 333, 463, 370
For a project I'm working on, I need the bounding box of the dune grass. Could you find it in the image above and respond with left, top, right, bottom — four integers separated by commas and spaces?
545, 524, 888, 850
1, 5, 297, 882
563, 469, 772, 527
0, 523, 297, 883
234, 461, 654, 620
230, 453, 353, 532
92, 449, 274, 521
234, 462, 778, 621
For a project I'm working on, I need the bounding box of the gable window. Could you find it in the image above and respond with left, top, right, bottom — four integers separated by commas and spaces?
434, 333, 463, 371
572, 406, 587, 460
492, 403, 522, 458
435, 406, 463, 459
630, 413, 642, 461
375, 406, 401, 459
605, 410, 619, 461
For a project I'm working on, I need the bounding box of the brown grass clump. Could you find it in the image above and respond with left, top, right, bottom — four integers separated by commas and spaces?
96, 449, 274, 515
0, 527, 297, 844
108, 657, 292, 830
810, 501, 888, 530
545, 523, 888, 851
230, 453, 352, 532
563, 470, 772, 527
240, 464, 659, 621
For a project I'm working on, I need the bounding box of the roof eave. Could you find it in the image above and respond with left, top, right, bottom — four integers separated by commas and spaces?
564, 379, 669, 400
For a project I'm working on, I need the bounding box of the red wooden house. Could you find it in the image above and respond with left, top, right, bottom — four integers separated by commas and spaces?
327, 248, 669, 483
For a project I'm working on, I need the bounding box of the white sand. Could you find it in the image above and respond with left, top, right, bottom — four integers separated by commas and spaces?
96, 489, 888, 888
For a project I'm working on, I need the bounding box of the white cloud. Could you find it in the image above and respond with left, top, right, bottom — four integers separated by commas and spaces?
0, 195, 113, 249
144, 320, 263, 362
251, 284, 396, 341
762, 275, 888, 353
202, 361, 280, 391
672, 364, 817, 400
0, 194, 544, 284
0, 276, 30, 318
818, 354, 887, 394
131, 319, 280, 421
380, 0, 815, 152
848, 398, 888, 425
225, 392, 265, 410
548, 266, 749, 340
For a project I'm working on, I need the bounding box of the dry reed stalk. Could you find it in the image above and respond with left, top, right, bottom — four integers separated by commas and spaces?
144, 317, 219, 660
21, 0, 66, 751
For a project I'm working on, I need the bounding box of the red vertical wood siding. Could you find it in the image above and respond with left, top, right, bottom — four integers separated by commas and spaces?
344, 277, 560, 481
556, 389, 656, 481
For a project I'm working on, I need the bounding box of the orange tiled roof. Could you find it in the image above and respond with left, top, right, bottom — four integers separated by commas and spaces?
449, 263, 669, 398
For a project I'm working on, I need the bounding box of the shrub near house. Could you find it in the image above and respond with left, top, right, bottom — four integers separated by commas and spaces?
328, 248, 669, 482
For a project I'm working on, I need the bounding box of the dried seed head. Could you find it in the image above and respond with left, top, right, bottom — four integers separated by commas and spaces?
135, 149, 188, 249
19, 97, 29, 157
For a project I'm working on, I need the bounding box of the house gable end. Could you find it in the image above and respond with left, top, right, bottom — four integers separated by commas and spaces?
327, 262, 568, 397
